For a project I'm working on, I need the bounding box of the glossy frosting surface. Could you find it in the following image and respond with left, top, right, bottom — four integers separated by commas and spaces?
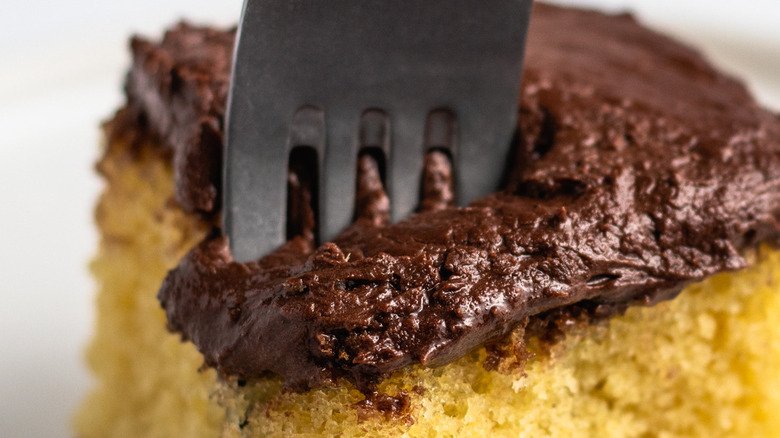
121, 4, 780, 391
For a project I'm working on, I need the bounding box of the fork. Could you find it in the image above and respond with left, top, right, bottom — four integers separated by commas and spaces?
224, 0, 533, 262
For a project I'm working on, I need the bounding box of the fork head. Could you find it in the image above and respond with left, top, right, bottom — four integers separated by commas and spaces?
224, 0, 533, 262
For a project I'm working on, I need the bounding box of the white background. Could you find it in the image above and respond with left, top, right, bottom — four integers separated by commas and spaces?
0, 1, 778, 437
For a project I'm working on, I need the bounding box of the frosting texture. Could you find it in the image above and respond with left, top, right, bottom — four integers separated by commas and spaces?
121, 5, 780, 391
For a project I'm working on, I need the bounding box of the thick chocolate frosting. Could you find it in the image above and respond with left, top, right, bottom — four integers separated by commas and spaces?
124, 4, 780, 391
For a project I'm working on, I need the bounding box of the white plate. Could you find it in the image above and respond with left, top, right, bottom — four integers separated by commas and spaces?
0, 1, 777, 437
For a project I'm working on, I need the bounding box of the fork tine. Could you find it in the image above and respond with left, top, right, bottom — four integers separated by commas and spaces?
320, 109, 360, 243
223, 102, 291, 262
456, 109, 516, 207
389, 110, 427, 223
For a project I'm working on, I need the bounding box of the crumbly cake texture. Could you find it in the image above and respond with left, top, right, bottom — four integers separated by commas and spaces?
75, 3, 780, 437
75, 123, 780, 437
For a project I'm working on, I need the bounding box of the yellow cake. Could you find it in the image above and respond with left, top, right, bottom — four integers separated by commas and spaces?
76, 4, 780, 437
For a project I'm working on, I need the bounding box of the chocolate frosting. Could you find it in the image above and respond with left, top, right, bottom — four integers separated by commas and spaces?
123, 4, 780, 391
126, 24, 233, 212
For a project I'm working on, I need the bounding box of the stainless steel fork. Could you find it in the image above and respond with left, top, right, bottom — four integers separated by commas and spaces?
224, 0, 533, 262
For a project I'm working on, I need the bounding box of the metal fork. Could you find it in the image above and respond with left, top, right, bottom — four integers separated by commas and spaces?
224, 0, 533, 262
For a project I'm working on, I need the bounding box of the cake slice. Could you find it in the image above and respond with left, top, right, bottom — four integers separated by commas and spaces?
76, 4, 780, 437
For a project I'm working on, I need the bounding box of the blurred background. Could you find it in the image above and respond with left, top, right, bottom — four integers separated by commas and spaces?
0, 1, 778, 436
